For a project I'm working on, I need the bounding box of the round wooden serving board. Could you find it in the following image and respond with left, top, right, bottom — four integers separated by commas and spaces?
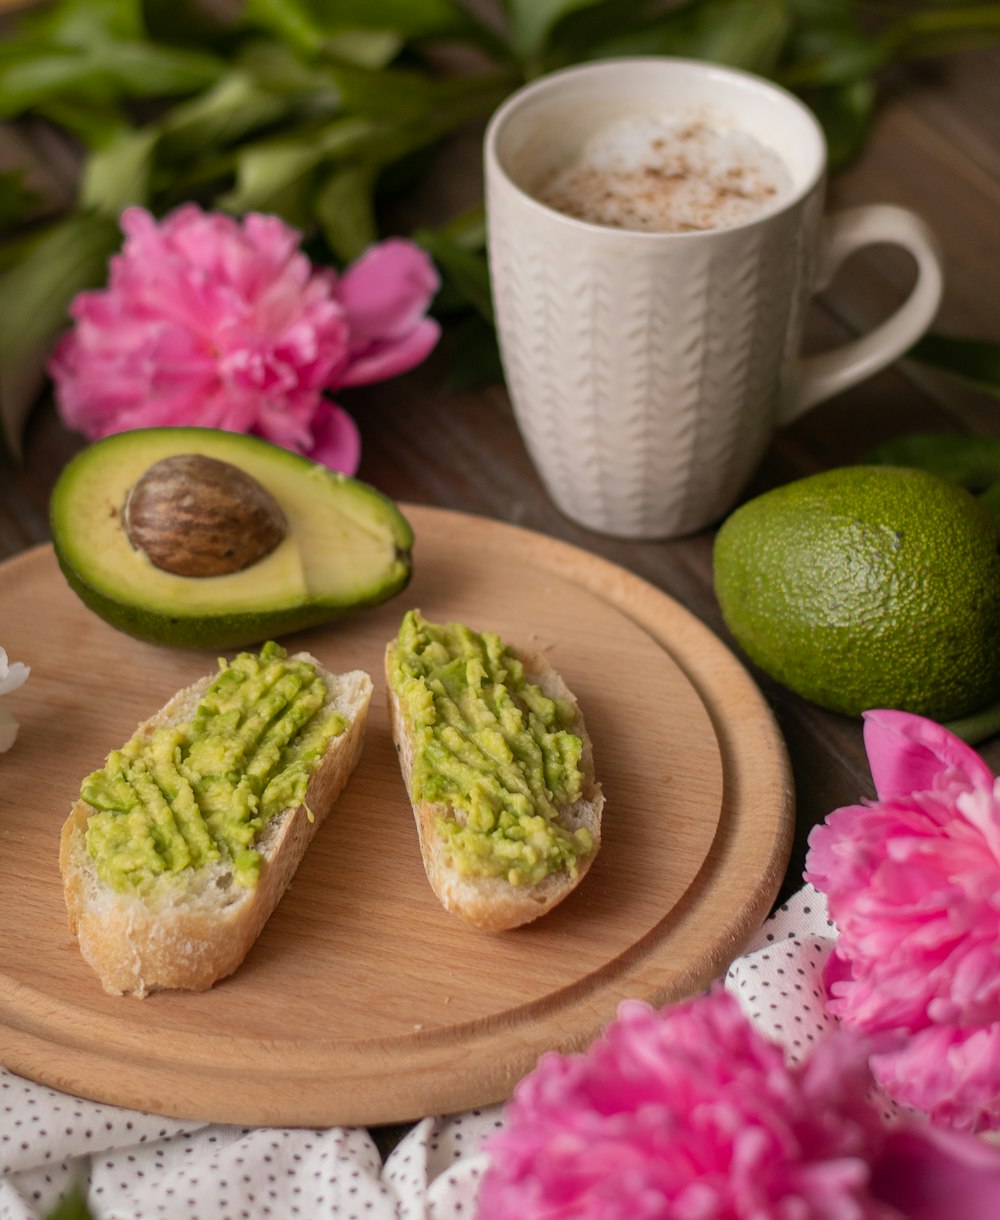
0, 506, 793, 1127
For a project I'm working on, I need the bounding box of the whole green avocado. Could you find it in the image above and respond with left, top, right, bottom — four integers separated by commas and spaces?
712, 465, 1000, 719
50, 427, 414, 650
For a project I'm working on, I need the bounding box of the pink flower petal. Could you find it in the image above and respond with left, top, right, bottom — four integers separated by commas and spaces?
337, 238, 440, 343
806, 712, 1000, 1132
863, 709, 994, 800
870, 1024, 1000, 1132
871, 1125, 1000, 1220
480, 990, 893, 1219
341, 318, 441, 387
49, 206, 438, 468
303, 401, 361, 475
479, 987, 1000, 1219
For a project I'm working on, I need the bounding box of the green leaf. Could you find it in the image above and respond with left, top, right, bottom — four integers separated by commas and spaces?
907, 332, 1000, 399
0, 225, 46, 275
30, 96, 126, 148
0, 212, 121, 458
414, 227, 493, 321
944, 692, 1000, 746
12, 0, 144, 49
976, 481, 1000, 527
219, 140, 323, 221
312, 0, 484, 40
157, 70, 291, 160
80, 125, 158, 213
779, 0, 887, 90
93, 41, 226, 97
314, 162, 378, 261
153, 151, 240, 209
327, 60, 450, 116
0, 43, 224, 119
503, 0, 612, 61
44, 1184, 95, 1220
864, 433, 1000, 494
0, 0, 137, 118
141, 0, 236, 48
530, 0, 672, 65
0, 169, 41, 231
242, 0, 480, 55
436, 202, 487, 250
576, 0, 791, 75
0, 51, 113, 119
236, 39, 342, 97
439, 312, 503, 391
775, 35, 887, 90
800, 76, 875, 169
240, 0, 328, 57
327, 60, 513, 121
884, 4, 1000, 60
218, 116, 380, 218
326, 30, 405, 70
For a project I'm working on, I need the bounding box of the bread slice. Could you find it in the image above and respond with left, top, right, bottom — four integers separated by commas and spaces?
386, 634, 603, 931
60, 654, 372, 997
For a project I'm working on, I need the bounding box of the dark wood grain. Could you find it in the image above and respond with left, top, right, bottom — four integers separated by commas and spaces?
2, 48, 999, 954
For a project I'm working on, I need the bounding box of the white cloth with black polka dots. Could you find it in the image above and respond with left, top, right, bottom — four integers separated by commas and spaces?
0, 885, 843, 1219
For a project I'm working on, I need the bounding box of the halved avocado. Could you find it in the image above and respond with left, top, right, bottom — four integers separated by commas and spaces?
50, 427, 414, 649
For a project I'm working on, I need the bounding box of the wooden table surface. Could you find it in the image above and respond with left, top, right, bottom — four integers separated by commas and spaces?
2, 45, 999, 1008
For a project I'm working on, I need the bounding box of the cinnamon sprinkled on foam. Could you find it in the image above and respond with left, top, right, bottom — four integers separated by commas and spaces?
536, 116, 793, 233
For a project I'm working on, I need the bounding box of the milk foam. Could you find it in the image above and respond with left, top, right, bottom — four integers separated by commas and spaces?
536, 114, 794, 233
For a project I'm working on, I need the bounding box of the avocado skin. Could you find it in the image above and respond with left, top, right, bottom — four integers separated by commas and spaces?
713, 465, 1000, 720
53, 544, 413, 650
49, 427, 415, 651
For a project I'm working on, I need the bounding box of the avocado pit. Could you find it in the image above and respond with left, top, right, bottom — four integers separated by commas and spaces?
123, 453, 288, 578
50, 427, 414, 648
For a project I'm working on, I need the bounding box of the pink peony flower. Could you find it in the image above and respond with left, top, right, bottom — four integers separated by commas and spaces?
805, 709, 1000, 1133
49, 206, 440, 474
477, 988, 1000, 1220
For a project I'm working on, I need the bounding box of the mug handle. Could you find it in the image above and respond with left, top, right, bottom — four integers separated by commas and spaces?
780, 203, 944, 424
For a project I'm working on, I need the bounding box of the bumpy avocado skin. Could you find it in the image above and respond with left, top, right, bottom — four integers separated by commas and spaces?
712, 465, 1000, 720
50, 427, 414, 650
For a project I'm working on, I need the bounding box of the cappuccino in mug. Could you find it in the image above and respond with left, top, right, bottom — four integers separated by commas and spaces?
535, 113, 794, 233
486, 58, 943, 538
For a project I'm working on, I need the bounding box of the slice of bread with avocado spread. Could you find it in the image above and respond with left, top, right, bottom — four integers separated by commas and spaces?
60, 642, 372, 997
385, 610, 603, 930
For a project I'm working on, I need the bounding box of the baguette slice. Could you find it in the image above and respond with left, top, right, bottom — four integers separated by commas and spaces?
386, 639, 603, 931
60, 654, 372, 997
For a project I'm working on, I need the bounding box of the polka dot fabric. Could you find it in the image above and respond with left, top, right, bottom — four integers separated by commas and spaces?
1, 887, 849, 1218
724, 882, 840, 1061
0, 1079, 502, 1219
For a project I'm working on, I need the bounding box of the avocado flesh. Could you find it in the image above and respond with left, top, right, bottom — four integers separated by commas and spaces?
50, 427, 413, 649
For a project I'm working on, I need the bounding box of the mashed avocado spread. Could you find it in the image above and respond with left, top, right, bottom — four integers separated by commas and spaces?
82, 642, 346, 893
388, 610, 593, 887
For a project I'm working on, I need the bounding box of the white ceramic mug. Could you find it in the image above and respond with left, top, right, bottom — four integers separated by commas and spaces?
484, 58, 944, 539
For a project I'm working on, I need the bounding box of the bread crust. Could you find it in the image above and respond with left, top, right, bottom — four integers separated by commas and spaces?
385, 643, 603, 930
60, 655, 372, 997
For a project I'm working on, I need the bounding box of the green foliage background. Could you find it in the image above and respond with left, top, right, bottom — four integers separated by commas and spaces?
2, 0, 1000, 455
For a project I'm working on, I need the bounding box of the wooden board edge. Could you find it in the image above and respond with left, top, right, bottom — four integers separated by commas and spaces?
0, 517, 794, 1127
